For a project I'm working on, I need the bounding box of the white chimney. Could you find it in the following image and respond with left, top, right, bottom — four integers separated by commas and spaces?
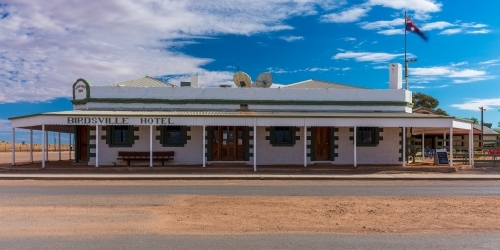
389, 63, 402, 89
190, 75, 199, 88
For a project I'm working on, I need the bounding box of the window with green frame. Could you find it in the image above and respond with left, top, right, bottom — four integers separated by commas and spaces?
266, 126, 299, 146
112, 126, 130, 145
164, 126, 182, 145
354, 127, 382, 147
101, 126, 138, 147
274, 127, 292, 144
157, 126, 190, 147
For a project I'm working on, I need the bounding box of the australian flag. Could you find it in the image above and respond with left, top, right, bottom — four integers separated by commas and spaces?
406, 16, 428, 41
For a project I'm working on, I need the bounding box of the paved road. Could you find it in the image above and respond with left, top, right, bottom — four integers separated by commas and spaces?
2, 233, 500, 250
2, 180, 500, 198
2, 180, 500, 249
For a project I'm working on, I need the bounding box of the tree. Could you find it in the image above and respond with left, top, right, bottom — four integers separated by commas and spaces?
434, 108, 449, 116
462, 117, 479, 124
412, 92, 449, 115
413, 92, 439, 110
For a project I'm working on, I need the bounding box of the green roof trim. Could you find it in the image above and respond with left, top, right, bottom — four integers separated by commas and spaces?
71, 97, 413, 107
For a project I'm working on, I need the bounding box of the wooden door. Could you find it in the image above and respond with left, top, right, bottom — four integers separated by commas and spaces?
314, 127, 330, 161
77, 126, 88, 162
221, 126, 235, 160
211, 126, 245, 161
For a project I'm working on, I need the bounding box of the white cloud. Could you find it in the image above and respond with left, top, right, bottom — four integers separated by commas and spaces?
333, 51, 406, 62
368, 0, 442, 13
420, 21, 454, 31
361, 18, 488, 37
309, 67, 330, 72
410, 66, 452, 76
479, 59, 500, 65
439, 28, 462, 35
410, 85, 427, 89
377, 29, 404, 35
453, 77, 492, 84
354, 40, 366, 48
373, 65, 387, 69
267, 66, 351, 74
450, 61, 468, 67
448, 69, 485, 78
359, 18, 403, 30
322, 0, 441, 24
344, 37, 356, 41
409, 66, 493, 84
321, 7, 370, 23
461, 23, 488, 28
451, 98, 500, 111
466, 29, 491, 34
279, 36, 304, 42
0, 0, 332, 103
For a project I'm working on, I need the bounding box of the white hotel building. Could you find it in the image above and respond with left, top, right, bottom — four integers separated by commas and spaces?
9, 63, 475, 170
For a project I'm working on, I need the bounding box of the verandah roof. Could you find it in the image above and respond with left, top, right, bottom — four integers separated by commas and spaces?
9, 110, 472, 131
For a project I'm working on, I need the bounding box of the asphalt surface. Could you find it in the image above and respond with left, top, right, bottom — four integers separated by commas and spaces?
2, 233, 500, 250
2, 180, 500, 196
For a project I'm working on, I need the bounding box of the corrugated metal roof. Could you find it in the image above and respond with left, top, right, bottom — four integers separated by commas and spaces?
12, 110, 454, 119
284, 79, 367, 89
107, 76, 175, 87
473, 124, 498, 135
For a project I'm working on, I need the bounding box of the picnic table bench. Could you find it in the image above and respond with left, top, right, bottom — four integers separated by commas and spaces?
117, 151, 174, 166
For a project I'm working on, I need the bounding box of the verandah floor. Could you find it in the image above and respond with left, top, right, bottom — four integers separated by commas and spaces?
1, 160, 469, 174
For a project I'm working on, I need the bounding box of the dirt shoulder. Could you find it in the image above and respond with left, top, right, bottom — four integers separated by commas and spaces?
2, 195, 499, 236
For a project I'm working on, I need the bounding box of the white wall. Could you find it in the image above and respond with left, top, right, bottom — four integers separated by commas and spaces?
80, 86, 411, 113
90, 125, 204, 166
89, 125, 403, 166
334, 127, 401, 165
255, 127, 305, 165
90, 86, 410, 102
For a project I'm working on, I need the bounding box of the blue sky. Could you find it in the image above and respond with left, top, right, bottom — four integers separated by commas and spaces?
1, 0, 499, 143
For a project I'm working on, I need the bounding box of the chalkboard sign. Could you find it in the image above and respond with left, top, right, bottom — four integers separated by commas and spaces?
433, 149, 449, 165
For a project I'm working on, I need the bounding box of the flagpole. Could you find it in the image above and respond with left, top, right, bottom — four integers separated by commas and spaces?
404, 11, 408, 90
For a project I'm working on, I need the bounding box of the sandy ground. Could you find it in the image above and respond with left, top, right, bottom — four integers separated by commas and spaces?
0, 151, 72, 163
1, 194, 499, 237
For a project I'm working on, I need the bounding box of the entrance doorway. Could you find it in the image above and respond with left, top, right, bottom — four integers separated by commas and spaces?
76, 126, 88, 162
314, 127, 330, 161
210, 126, 245, 161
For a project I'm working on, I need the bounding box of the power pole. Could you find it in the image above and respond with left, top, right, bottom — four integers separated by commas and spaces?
479, 106, 486, 147
405, 59, 417, 90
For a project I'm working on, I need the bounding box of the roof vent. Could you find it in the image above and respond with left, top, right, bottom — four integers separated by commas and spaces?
180, 82, 191, 87
220, 84, 232, 88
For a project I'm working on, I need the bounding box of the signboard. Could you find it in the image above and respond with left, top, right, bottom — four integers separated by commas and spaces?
74, 82, 87, 100
73, 79, 90, 101
433, 149, 449, 165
